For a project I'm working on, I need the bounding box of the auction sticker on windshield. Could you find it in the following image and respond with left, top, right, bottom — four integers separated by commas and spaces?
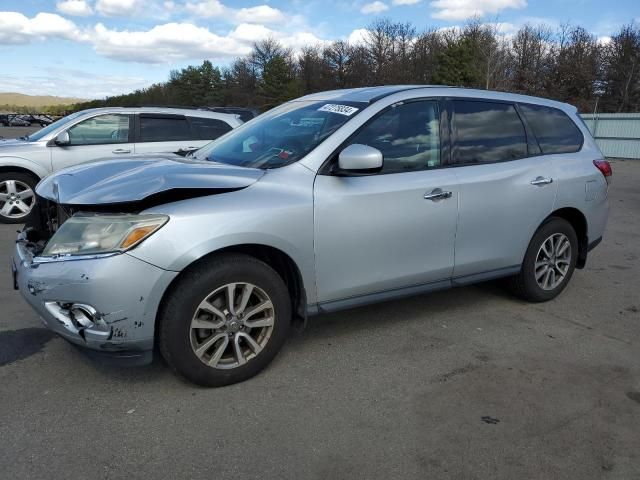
317, 104, 359, 116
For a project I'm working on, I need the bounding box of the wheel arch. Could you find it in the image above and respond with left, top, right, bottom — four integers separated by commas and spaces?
545, 207, 589, 269
0, 165, 42, 182
0, 156, 48, 181
156, 243, 308, 342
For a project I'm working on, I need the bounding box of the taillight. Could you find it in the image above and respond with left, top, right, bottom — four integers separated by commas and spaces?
593, 159, 612, 183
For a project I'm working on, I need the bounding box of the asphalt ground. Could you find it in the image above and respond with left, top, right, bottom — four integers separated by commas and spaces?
0, 125, 41, 140
0, 159, 638, 480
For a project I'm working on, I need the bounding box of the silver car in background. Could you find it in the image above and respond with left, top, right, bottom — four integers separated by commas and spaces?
0, 107, 242, 223
12, 86, 610, 386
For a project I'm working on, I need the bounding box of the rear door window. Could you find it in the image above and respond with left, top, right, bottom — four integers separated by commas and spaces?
452, 101, 528, 164
139, 115, 192, 142
519, 104, 583, 154
189, 117, 233, 140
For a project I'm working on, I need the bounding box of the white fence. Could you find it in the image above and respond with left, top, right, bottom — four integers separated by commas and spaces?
580, 113, 640, 159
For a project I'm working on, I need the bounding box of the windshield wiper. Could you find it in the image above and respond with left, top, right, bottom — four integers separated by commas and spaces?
18, 136, 29, 141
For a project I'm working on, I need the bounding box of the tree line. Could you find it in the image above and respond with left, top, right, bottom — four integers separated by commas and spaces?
74, 19, 640, 114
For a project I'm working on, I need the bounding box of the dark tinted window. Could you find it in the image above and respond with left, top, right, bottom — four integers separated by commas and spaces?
139, 115, 192, 142
519, 104, 583, 154
453, 101, 527, 164
189, 117, 233, 140
347, 100, 440, 174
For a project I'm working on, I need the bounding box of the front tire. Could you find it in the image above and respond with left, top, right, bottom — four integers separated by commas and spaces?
158, 254, 291, 387
0, 172, 38, 224
509, 217, 578, 302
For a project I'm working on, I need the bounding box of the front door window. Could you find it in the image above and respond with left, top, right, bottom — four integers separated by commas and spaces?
67, 114, 131, 145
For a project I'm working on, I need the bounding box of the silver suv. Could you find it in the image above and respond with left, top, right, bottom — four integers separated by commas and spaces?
0, 107, 242, 223
12, 86, 610, 386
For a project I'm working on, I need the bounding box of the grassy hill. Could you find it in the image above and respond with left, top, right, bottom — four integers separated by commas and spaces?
0, 92, 88, 108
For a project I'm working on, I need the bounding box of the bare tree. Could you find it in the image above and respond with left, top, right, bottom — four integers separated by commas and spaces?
601, 23, 640, 112
509, 24, 554, 95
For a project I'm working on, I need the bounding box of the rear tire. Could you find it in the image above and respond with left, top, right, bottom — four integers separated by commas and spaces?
158, 253, 291, 387
508, 217, 578, 302
0, 172, 38, 224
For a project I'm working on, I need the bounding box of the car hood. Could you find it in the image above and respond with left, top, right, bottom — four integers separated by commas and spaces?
0, 138, 29, 147
36, 154, 264, 205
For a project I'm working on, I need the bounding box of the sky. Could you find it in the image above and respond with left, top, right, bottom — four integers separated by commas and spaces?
0, 0, 638, 99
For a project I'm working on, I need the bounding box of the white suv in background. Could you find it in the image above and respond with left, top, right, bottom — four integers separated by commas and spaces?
0, 107, 242, 223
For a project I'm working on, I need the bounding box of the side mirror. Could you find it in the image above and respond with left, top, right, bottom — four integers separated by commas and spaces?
54, 131, 70, 146
338, 144, 383, 172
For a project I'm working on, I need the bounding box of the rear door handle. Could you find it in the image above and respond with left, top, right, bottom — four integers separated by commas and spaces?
424, 188, 452, 201
530, 176, 553, 186
112, 148, 131, 154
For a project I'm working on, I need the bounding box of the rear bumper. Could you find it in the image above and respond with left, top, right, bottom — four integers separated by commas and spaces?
13, 232, 178, 364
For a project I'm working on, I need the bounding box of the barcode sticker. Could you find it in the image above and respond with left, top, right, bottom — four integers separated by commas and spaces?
317, 104, 359, 116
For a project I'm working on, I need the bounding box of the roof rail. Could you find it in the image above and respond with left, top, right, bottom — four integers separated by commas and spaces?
368, 85, 453, 104
119, 105, 205, 110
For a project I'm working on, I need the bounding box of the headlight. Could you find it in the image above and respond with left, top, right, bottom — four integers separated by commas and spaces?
42, 213, 169, 257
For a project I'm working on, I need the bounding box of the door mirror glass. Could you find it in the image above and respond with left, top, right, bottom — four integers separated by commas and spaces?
54, 131, 70, 146
338, 144, 383, 171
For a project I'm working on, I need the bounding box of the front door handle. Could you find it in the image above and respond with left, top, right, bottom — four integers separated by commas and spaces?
424, 188, 452, 201
112, 148, 131, 154
530, 176, 553, 186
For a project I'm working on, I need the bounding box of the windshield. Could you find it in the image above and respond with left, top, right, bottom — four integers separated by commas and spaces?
25, 111, 87, 142
192, 100, 366, 169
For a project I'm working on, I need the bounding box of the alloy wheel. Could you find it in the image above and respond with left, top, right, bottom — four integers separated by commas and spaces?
0, 180, 35, 219
189, 282, 275, 369
534, 233, 572, 290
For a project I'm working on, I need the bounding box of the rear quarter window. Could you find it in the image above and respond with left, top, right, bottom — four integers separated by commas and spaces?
519, 104, 583, 154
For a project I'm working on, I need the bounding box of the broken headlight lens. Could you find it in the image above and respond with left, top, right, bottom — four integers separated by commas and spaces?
41, 213, 169, 257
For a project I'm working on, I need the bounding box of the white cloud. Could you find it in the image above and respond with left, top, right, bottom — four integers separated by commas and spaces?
92, 22, 251, 62
393, 0, 421, 5
229, 23, 328, 52
184, 0, 226, 17
484, 22, 518, 35
597, 36, 612, 45
0, 68, 149, 99
0, 8, 324, 63
56, 0, 94, 16
185, 2, 287, 24
228, 23, 273, 43
347, 28, 369, 45
0, 11, 83, 44
361, 1, 389, 14
430, 0, 527, 20
235, 5, 286, 24
95, 0, 144, 17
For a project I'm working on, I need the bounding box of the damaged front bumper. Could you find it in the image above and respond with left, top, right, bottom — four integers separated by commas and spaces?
13, 231, 178, 365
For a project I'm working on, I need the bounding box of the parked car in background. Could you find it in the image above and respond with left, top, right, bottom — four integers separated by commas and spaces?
12, 86, 610, 387
0, 115, 31, 127
205, 106, 257, 122
0, 106, 242, 223
21, 114, 54, 127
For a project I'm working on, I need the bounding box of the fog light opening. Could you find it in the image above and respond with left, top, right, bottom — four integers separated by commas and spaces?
70, 304, 98, 328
